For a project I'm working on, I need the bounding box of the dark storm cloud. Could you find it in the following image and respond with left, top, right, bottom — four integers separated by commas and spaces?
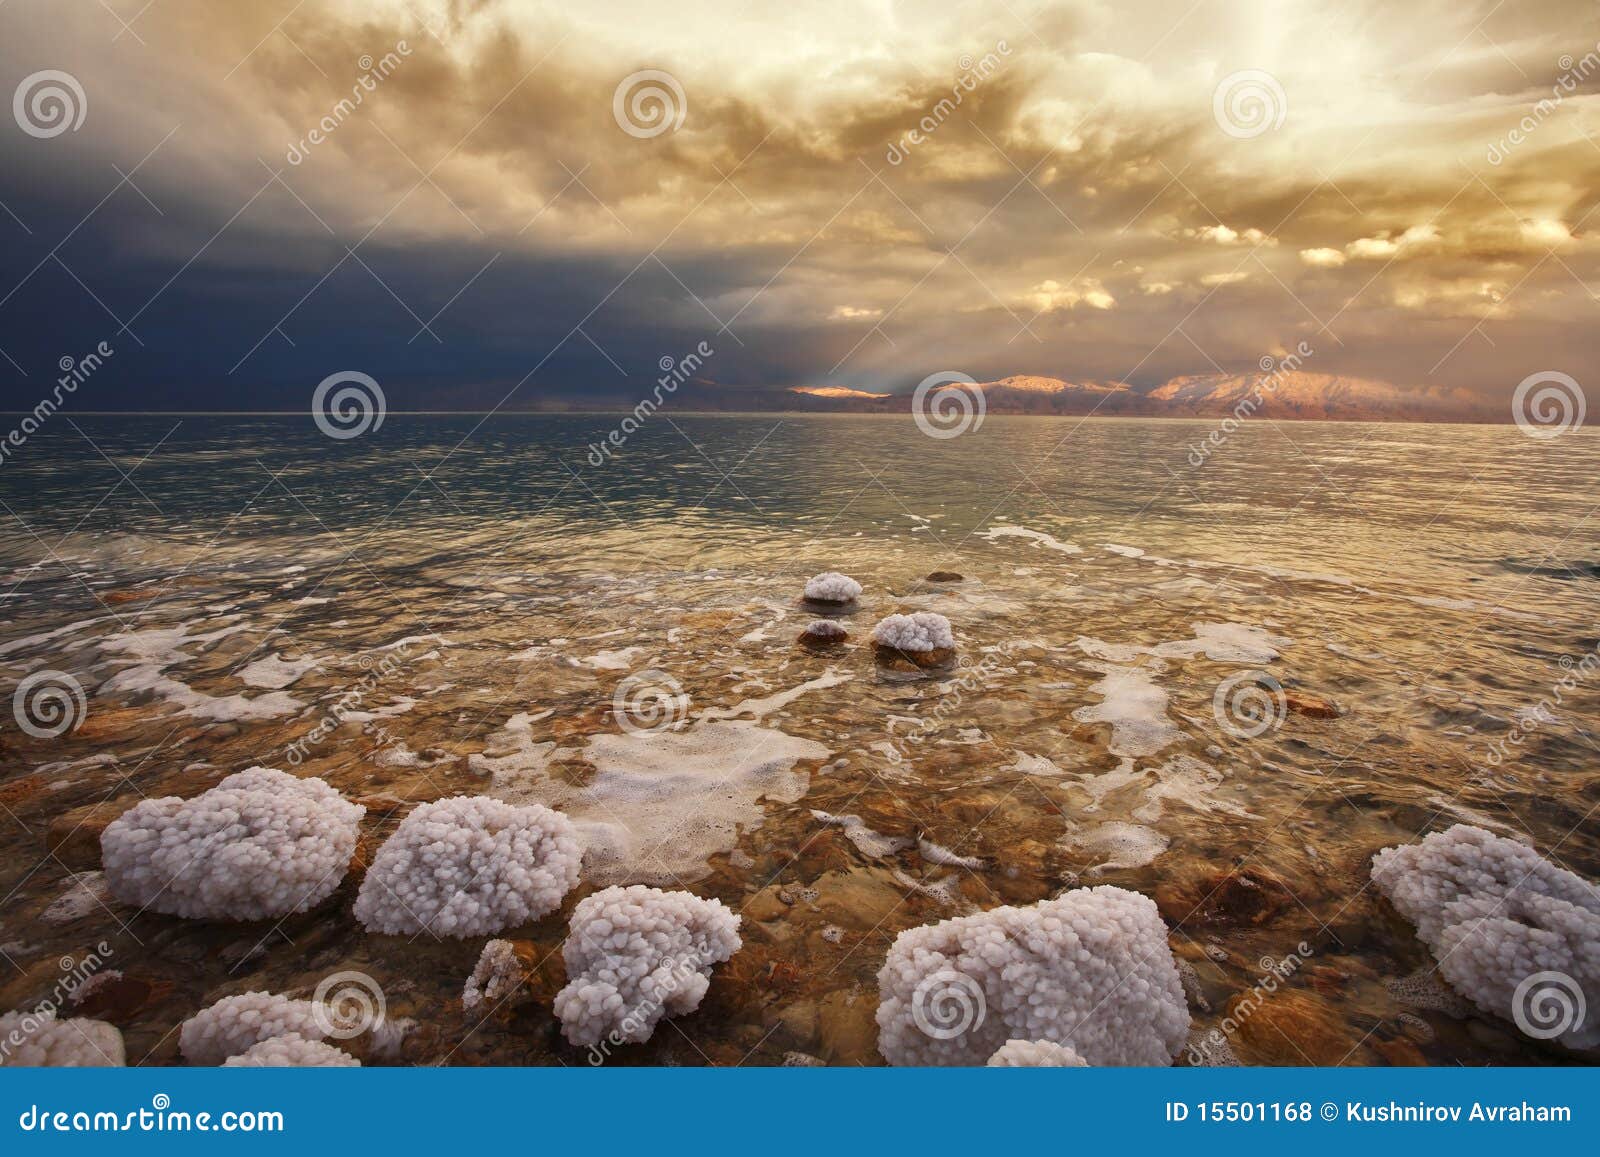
0, 0, 1596, 410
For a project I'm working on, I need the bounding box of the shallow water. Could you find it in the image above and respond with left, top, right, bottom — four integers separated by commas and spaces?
0, 413, 1596, 1067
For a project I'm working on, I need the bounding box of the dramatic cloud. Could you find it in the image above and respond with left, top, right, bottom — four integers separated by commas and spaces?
0, 0, 1595, 409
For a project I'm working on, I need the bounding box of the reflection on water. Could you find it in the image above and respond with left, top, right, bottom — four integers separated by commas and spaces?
0, 414, 1596, 1066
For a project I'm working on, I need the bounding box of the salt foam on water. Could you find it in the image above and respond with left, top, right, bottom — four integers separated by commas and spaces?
1072, 663, 1181, 759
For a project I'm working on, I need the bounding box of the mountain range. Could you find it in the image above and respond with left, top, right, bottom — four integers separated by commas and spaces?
772, 372, 1496, 422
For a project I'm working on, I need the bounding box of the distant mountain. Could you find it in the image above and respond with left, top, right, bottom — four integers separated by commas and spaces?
1145, 372, 1490, 421
555, 372, 1497, 422
788, 372, 1493, 421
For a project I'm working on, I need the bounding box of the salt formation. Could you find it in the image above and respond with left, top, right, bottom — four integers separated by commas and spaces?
987, 1039, 1089, 1067
222, 1034, 359, 1067
355, 796, 581, 938
798, 620, 849, 648
1371, 824, 1599, 1048
0, 1009, 125, 1066
554, 885, 742, 1047
876, 885, 1189, 1066
100, 768, 364, 921
462, 939, 528, 1012
179, 992, 325, 1065
803, 572, 862, 605
871, 612, 955, 669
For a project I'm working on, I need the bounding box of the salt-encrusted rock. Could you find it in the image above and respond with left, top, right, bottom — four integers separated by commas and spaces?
179, 991, 327, 1065
554, 885, 742, 1047
0, 1009, 125, 1066
462, 939, 533, 1012
876, 885, 1189, 1066
100, 768, 363, 921
354, 797, 581, 938
222, 1033, 359, 1067
797, 620, 849, 649
802, 572, 862, 606
987, 1039, 1089, 1067
1371, 824, 1600, 1048
871, 612, 955, 669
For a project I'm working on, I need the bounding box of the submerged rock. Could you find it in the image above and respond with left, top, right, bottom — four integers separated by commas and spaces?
797, 620, 849, 649
801, 572, 862, 608
1155, 865, 1296, 928
870, 612, 955, 670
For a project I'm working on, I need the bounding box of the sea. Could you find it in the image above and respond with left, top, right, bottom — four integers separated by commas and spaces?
0, 412, 1595, 1066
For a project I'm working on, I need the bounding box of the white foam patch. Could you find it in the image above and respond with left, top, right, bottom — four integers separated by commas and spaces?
98, 620, 301, 722
238, 653, 320, 689
0, 617, 106, 658
1009, 751, 1071, 778
1131, 755, 1258, 823
812, 810, 910, 858
468, 712, 568, 794
1070, 759, 1150, 810
1062, 821, 1170, 872
482, 721, 827, 886
41, 872, 110, 925
697, 669, 852, 722
918, 837, 985, 869
577, 646, 647, 671
1075, 623, 1287, 666
1072, 664, 1180, 759
977, 525, 1082, 555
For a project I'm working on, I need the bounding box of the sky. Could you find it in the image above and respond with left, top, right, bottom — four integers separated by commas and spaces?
0, 0, 1596, 411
